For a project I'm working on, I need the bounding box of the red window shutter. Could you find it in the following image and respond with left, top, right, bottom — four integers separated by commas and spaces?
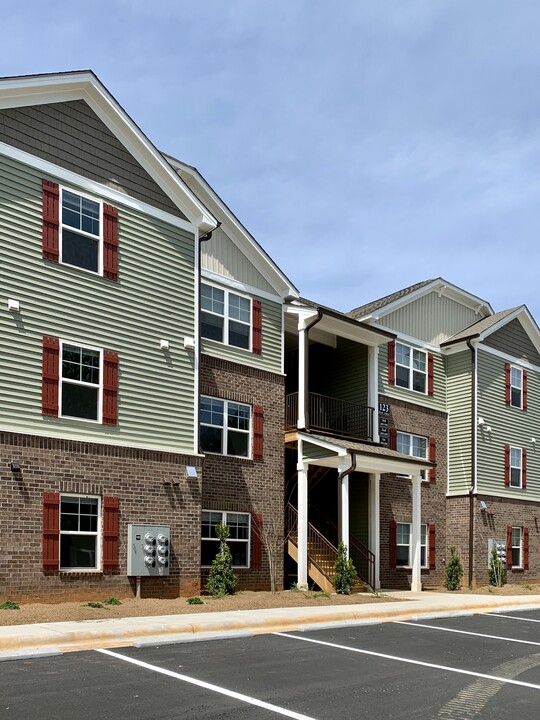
429, 437, 436, 481
103, 351, 119, 425
42, 336, 60, 416
389, 520, 397, 568
103, 204, 119, 281
42, 180, 59, 262
389, 427, 397, 451
504, 444, 510, 486
251, 512, 263, 570
524, 527, 529, 570
522, 448, 527, 489
103, 496, 119, 572
252, 300, 262, 355
523, 370, 528, 410
429, 523, 436, 568
388, 341, 395, 385
506, 525, 513, 569
253, 404, 264, 461
42, 492, 60, 573
505, 363, 511, 405
427, 353, 434, 396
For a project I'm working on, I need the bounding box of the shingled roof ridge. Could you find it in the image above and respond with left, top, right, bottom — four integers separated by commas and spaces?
347, 278, 439, 319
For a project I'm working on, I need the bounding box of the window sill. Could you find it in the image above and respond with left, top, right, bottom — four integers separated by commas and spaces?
59, 569, 101, 574
202, 337, 252, 354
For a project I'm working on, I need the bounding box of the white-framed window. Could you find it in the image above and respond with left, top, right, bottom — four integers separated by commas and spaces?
60, 187, 102, 274
60, 494, 100, 570
395, 341, 427, 393
201, 283, 251, 350
60, 341, 102, 422
396, 522, 427, 568
511, 526, 523, 568
200, 396, 251, 458
510, 446, 523, 488
397, 431, 427, 480
510, 367, 523, 409
201, 510, 250, 567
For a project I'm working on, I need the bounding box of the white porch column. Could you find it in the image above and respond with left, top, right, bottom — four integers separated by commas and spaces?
368, 473, 381, 589
411, 474, 422, 592
297, 439, 309, 589
368, 345, 379, 443
338, 458, 350, 555
298, 319, 308, 429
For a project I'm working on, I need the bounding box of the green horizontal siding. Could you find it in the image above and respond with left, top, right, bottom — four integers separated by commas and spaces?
0, 153, 197, 453
447, 351, 472, 494
302, 443, 336, 462
312, 338, 368, 406
378, 343, 446, 411
201, 292, 282, 373
477, 348, 540, 500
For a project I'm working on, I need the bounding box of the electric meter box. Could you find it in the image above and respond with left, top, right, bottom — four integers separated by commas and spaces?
488, 538, 506, 569
127, 524, 171, 577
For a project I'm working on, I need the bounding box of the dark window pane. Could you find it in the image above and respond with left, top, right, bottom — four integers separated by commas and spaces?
412, 371, 426, 393
63, 345, 81, 363
62, 383, 99, 420
396, 366, 409, 388
227, 430, 249, 457
396, 547, 409, 566
201, 312, 224, 342
512, 548, 521, 567
200, 426, 223, 454
229, 320, 250, 349
60, 534, 96, 569
62, 229, 99, 272
421, 547, 426, 566
62, 361, 81, 381
511, 388, 522, 407
60, 514, 79, 531
61, 498, 79, 514
510, 468, 521, 487
228, 542, 248, 567
201, 539, 220, 565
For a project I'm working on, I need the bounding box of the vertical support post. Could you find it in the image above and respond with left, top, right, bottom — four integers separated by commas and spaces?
297, 438, 309, 589
368, 345, 379, 443
369, 473, 381, 589
298, 319, 308, 429
339, 458, 350, 556
411, 474, 422, 592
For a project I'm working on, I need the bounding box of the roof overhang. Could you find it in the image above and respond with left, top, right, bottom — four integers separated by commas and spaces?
0, 71, 217, 233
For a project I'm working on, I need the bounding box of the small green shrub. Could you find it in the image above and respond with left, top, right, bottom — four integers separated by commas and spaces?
187, 596, 204, 605
103, 597, 122, 606
489, 547, 507, 587
445, 546, 464, 591
0, 600, 19, 610
332, 541, 357, 595
83, 601, 104, 609
206, 523, 238, 597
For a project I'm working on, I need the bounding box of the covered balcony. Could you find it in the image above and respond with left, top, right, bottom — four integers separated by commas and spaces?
285, 391, 374, 442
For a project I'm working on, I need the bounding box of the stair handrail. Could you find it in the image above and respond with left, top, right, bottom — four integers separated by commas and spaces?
286, 502, 339, 588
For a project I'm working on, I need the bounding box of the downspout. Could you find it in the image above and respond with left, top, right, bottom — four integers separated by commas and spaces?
338, 453, 357, 483
466, 339, 477, 587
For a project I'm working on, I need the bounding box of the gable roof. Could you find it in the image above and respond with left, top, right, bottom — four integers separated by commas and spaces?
165, 154, 298, 300
348, 278, 493, 321
0, 71, 216, 232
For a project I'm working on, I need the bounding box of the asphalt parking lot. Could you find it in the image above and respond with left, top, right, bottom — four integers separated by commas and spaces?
3, 609, 540, 719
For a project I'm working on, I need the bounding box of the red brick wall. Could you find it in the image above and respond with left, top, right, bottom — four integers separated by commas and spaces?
200, 354, 285, 591
379, 395, 448, 589
0, 432, 202, 601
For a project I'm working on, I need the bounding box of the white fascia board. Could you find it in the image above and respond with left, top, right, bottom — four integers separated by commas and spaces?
0, 72, 217, 233
479, 344, 540, 374
359, 280, 493, 323
368, 324, 441, 353
167, 156, 299, 300
201, 268, 283, 304
478, 307, 540, 356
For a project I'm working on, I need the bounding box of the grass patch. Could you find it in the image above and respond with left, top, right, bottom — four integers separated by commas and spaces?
0, 600, 19, 610
103, 597, 122, 606
83, 601, 104, 609
187, 596, 205, 605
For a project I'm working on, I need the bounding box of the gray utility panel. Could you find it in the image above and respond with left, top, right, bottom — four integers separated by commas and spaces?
127, 524, 171, 576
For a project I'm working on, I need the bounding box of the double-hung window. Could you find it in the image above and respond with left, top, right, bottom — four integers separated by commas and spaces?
201, 510, 250, 567
201, 283, 251, 350
60, 342, 101, 422
395, 342, 427, 393
60, 495, 100, 570
396, 522, 427, 567
510, 447, 523, 488
397, 432, 427, 479
511, 527, 523, 568
61, 189, 102, 274
510, 367, 523, 408
200, 397, 251, 457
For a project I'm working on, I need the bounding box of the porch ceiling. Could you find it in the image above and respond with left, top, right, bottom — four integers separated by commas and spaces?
297, 431, 434, 476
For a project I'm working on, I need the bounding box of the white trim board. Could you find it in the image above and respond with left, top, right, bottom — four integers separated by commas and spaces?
201, 269, 284, 305
479, 343, 540, 374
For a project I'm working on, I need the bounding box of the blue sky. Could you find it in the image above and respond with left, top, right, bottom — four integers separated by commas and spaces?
3, 2, 540, 318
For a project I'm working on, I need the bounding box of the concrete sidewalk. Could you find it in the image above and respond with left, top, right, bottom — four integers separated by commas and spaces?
1, 591, 540, 660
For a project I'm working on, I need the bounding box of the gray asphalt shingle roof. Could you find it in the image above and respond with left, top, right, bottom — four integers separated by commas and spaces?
347, 279, 438, 319
441, 307, 521, 346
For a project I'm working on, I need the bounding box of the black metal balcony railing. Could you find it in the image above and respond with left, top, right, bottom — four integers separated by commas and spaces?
285, 392, 373, 442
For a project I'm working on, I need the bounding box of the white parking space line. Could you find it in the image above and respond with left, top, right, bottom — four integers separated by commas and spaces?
96, 648, 319, 720
491, 614, 540, 624
274, 633, 540, 690
396, 621, 540, 647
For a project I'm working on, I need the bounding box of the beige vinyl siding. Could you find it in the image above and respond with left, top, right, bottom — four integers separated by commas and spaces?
201, 291, 283, 374
381, 292, 481, 345
477, 348, 540, 500
483, 319, 540, 366
202, 227, 275, 295
310, 339, 368, 406
0, 153, 196, 453
447, 351, 472, 495
378, 343, 446, 412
